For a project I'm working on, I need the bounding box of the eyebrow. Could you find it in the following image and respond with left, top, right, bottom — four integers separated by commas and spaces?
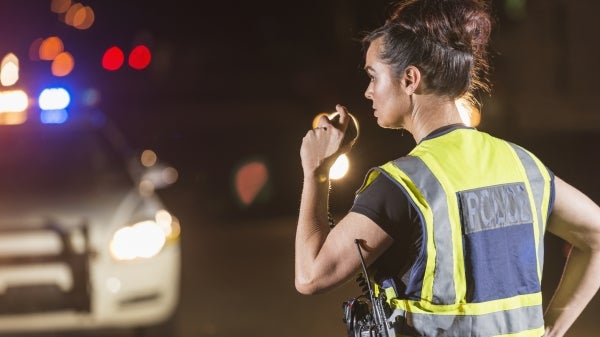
364, 65, 375, 73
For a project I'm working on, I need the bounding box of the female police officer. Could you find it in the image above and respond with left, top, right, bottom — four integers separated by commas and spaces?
295, 0, 600, 336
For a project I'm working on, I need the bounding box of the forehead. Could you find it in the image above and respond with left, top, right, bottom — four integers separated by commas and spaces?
365, 38, 384, 69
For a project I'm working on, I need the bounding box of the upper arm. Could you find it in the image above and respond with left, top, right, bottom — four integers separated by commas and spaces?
547, 176, 600, 251
308, 212, 394, 293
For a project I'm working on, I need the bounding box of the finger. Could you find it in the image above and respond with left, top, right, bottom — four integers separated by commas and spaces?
335, 104, 350, 133
317, 114, 331, 129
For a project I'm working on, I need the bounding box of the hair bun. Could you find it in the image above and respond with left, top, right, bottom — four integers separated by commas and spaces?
391, 0, 491, 55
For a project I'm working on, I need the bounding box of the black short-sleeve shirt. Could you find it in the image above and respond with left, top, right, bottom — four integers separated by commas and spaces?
350, 173, 422, 289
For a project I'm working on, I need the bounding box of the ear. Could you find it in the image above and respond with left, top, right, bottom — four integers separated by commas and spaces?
402, 65, 421, 95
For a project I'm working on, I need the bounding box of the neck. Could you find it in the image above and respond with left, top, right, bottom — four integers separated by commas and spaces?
405, 94, 463, 143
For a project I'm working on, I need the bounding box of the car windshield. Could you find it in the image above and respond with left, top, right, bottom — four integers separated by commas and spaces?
0, 125, 133, 195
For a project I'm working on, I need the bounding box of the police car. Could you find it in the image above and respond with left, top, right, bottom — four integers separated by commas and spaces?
0, 88, 181, 335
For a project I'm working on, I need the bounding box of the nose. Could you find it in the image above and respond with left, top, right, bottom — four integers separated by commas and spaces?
364, 86, 373, 100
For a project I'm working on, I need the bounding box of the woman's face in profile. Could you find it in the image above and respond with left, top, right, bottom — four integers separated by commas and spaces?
363, 38, 411, 130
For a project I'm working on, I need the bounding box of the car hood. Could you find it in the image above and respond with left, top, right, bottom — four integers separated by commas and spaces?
0, 186, 140, 230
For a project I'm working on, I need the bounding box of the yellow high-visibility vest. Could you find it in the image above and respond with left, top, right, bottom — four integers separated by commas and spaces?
357, 127, 553, 337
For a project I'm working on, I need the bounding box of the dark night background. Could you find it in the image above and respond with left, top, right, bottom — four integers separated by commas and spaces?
0, 0, 599, 336
2, 0, 599, 220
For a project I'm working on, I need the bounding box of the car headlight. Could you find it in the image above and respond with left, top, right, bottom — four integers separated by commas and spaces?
109, 209, 180, 261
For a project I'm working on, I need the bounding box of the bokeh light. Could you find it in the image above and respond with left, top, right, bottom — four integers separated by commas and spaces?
71, 5, 94, 30
0, 89, 28, 125
28, 38, 43, 61
38, 87, 71, 110
52, 0, 95, 30
39, 36, 64, 61
141, 149, 158, 167
40, 109, 69, 124
161, 167, 179, 185
102, 46, 125, 71
50, 0, 72, 14
64, 3, 83, 26
0, 90, 29, 113
234, 159, 270, 207
51, 51, 75, 77
329, 154, 350, 180
128, 45, 152, 70
0, 53, 19, 87
81, 88, 101, 107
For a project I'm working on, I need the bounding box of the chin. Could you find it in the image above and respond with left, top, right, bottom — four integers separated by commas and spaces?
377, 120, 396, 130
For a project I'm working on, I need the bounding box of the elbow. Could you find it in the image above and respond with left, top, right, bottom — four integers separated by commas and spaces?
295, 275, 322, 295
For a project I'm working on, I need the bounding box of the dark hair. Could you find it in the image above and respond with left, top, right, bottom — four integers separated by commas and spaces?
363, 0, 492, 104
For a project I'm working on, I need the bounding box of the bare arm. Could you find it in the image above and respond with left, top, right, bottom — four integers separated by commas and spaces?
544, 176, 600, 337
295, 105, 393, 295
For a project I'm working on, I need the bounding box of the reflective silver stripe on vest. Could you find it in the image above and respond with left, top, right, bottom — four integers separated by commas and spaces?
391, 156, 456, 304
390, 304, 544, 337
510, 144, 547, 271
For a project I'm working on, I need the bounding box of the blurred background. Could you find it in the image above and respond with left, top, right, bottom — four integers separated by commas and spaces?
0, 0, 598, 336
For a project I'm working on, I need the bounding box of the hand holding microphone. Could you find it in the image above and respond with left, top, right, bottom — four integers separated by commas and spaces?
303, 105, 360, 180
312, 104, 360, 153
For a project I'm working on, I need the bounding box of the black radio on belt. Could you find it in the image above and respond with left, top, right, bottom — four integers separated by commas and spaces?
342, 239, 393, 337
